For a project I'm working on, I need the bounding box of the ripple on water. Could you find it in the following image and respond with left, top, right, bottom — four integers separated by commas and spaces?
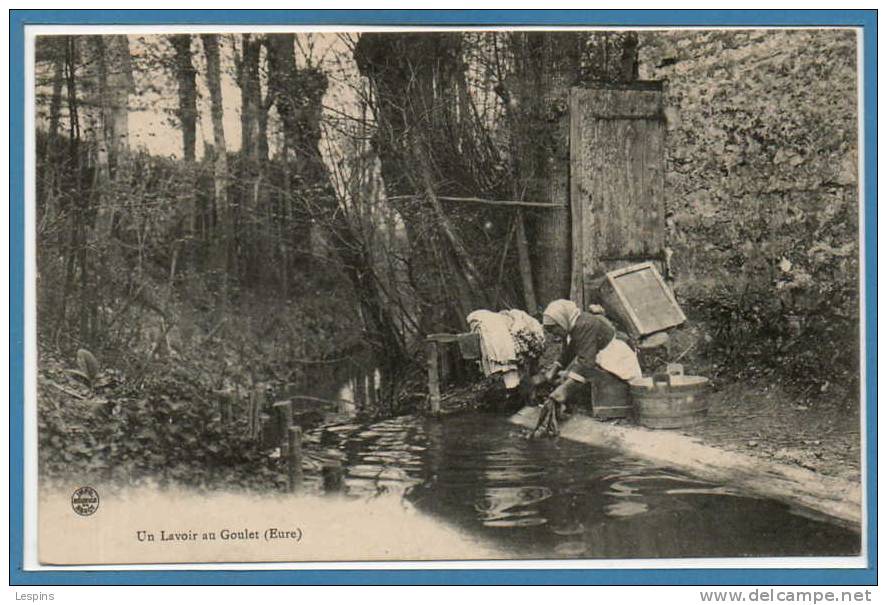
665, 486, 743, 497
605, 500, 649, 518
554, 541, 588, 556
483, 517, 548, 528
475, 485, 553, 527
478, 486, 553, 509
551, 523, 586, 536
347, 465, 416, 483
603, 480, 642, 498
323, 423, 362, 434
317, 411, 858, 558
623, 473, 712, 485
483, 466, 546, 483
358, 453, 421, 466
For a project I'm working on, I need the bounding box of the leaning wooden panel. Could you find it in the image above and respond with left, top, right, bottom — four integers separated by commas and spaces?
598, 262, 686, 339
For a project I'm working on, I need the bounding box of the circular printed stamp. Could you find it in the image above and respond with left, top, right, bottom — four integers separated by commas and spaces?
71, 486, 100, 516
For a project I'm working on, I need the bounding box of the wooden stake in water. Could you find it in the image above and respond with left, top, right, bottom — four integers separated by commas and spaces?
322, 461, 344, 495
287, 425, 303, 492
427, 340, 441, 415
252, 386, 266, 439
272, 399, 293, 451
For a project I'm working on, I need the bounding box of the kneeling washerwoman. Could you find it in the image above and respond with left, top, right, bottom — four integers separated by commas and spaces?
537, 300, 642, 431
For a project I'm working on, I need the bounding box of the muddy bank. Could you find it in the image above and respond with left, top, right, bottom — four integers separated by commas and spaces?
679, 383, 861, 485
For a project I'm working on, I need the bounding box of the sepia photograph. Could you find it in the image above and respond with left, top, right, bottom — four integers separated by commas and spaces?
24, 23, 866, 567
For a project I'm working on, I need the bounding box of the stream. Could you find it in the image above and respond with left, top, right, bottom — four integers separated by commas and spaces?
291, 362, 860, 560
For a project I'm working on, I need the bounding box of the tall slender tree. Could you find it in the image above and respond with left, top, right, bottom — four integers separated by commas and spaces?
170, 34, 198, 162
200, 34, 232, 283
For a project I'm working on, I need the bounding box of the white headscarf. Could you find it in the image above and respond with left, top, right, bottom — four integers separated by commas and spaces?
542, 299, 580, 333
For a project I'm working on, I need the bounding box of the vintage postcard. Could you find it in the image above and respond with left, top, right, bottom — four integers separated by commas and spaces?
24, 22, 867, 568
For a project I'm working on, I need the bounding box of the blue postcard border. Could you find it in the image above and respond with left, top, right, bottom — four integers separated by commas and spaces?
8, 9, 877, 586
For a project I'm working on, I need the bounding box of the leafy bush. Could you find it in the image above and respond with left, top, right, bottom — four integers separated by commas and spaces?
38, 368, 285, 490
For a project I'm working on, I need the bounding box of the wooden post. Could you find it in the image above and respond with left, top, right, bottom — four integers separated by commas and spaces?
322, 461, 344, 495
439, 343, 451, 389
272, 400, 293, 451
352, 367, 366, 411
426, 340, 441, 415
252, 387, 266, 439
514, 210, 538, 313
287, 425, 303, 492
366, 372, 377, 409
246, 391, 255, 435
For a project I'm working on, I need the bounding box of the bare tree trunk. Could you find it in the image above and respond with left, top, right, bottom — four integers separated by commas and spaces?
48, 50, 64, 140
90, 35, 113, 240
234, 34, 264, 286
58, 36, 83, 343
201, 34, 232, 287
266, 34, 299, 159
41, 42, 65, 220
255, 37, 273, 164
91, 35, 132, 241
266, 34, 299, 293
103, 35, 132, 159
170, 33, 198, 268
505, 32, 578, 307
237, 34, 262, 163
170, 34, 198, 162
504, 32, 640, 307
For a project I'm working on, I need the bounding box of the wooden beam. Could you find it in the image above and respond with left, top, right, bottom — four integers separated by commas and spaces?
387, 194, 568, 210
427, 333, 461, 343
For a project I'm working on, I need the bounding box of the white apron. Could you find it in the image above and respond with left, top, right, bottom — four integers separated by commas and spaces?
595, 338, 642, 381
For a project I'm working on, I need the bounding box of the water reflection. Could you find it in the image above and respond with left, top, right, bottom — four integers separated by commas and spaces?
336, 366, 383, 414
476, 486, 552, 527
311, 410, 859, 559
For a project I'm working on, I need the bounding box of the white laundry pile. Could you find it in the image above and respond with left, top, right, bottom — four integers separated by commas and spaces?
467, 309, 545, 389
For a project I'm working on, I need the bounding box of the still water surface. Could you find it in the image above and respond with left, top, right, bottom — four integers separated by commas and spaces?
308, 412, 860, 559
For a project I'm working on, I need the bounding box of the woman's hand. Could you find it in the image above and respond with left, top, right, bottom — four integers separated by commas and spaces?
543, 363, 561, 383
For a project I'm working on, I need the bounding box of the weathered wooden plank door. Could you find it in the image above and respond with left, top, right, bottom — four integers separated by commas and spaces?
569, 82, 666, 307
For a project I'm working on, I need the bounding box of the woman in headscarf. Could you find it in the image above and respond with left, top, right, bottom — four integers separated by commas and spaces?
532, 299, 642, 437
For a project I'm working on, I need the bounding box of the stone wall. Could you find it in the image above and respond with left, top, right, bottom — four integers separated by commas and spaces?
639, 29, 858, 289
637, 29, 860, 388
